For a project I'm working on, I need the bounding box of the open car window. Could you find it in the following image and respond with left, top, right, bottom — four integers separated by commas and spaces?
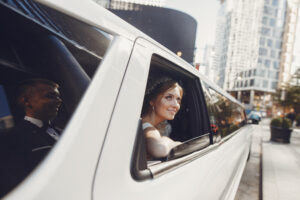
148, 55, 210, 150
131, 52, 249, 180
131, 54, 212, 180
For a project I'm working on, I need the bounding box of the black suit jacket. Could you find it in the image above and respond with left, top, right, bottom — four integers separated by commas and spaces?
0, 120, 59, 197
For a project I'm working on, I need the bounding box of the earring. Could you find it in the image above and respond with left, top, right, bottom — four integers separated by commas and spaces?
152, 106, 154, 110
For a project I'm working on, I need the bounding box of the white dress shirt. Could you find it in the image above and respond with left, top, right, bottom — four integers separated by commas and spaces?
24, 116, 60, 141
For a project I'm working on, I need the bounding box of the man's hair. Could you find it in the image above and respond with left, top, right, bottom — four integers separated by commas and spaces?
18, 79, 59, 108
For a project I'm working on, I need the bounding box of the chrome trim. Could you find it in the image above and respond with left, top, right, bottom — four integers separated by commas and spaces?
219, 129, 239, 144
218, 124, 250, 144
149, 142, 220, 178
149, 125, 251, 178
166, 133, 210, 161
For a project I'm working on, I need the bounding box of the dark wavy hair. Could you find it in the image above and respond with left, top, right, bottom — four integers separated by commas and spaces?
141, 76, 183, 116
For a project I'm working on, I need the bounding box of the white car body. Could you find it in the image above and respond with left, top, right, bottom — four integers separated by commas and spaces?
1, 0, 252, 199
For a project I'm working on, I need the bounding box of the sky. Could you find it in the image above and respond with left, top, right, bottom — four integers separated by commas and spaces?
164, 0, 220, 62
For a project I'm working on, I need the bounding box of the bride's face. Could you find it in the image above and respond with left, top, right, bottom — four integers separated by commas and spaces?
151, 85, 182, 121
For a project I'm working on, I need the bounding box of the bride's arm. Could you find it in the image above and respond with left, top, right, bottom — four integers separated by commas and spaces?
144, 127, 181, 158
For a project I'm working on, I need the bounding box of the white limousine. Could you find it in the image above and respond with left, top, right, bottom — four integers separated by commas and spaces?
0, 0, 252, 199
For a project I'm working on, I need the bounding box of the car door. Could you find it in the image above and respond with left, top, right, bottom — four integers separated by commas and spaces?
93, 37, 252, 200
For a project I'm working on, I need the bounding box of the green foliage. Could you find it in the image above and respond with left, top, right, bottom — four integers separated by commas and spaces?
282, 118, 292, 129
277, 86, 300, 112
270, 117, 292, 129
270, 117, 281, 127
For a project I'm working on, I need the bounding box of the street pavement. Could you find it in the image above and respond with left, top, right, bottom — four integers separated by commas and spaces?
262, 119, 300, 200
235, 118, 300, 200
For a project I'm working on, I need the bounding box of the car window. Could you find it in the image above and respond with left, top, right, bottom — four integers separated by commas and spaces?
0, 1, 112, 197
147, 56, 210, 142
201, 81, 222, 143
202, 82, 246, 139
132, 55, 211, 180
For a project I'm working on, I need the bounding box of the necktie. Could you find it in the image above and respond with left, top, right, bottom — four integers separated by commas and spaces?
43, 124, 60, 141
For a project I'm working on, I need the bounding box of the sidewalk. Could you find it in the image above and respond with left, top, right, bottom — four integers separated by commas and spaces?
262, 119, 300, 200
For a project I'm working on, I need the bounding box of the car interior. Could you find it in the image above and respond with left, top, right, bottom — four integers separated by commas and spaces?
0, 2, 109, 196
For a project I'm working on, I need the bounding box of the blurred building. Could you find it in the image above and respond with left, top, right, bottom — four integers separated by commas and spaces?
97, 0, 197, 64
93, 0, 110, 8
213, 0, 290, 112
278, 0, 300, 89
291, 3, 300, 75
200, 45, 215, 80
110, 0, 166, 8
289, 68, 300, 85
214, 0, 261, 93
93, 0, 166, 10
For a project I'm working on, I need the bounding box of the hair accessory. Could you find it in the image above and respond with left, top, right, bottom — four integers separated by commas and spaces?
145, 76, 173, 96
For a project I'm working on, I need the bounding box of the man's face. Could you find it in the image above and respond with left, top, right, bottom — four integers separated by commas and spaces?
26, 84, 62, 121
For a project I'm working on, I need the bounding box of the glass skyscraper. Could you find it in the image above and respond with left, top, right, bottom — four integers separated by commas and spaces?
213, 0, 288, 111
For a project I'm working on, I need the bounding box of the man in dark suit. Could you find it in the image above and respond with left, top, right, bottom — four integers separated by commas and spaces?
286, 108, 296, 125
0, 79, 62, 197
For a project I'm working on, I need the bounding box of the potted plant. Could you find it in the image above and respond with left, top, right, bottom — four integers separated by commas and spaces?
270, 117, 292, 143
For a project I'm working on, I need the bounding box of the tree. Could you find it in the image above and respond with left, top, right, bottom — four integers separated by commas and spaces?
277, 85, 300, 113
275, 69, 300, 113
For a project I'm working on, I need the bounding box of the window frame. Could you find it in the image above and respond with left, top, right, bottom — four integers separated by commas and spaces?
131, 46, 249, 180
132, 54, 212, 180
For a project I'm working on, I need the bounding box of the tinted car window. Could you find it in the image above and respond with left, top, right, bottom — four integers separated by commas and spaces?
0, 1, 112, 197
202, 82, 246, 138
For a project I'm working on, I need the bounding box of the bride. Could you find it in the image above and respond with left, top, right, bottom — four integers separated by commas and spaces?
141, 76, 183, 159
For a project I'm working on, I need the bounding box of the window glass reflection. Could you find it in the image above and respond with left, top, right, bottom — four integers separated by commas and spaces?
202, 83, 246, 139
